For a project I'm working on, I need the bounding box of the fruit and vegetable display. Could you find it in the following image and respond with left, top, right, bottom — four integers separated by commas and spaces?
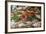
11, 5, 41, 28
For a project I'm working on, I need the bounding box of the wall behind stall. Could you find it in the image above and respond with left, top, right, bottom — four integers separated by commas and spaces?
0, 0, 46, 34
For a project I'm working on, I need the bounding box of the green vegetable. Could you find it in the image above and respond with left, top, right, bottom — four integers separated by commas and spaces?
28, 16, 37, 21
28, 15, 41, 21
11, 10, 21, 22
11, 15, 20, 22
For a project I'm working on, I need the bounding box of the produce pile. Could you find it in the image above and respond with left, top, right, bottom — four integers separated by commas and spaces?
11, 6, 41, 28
